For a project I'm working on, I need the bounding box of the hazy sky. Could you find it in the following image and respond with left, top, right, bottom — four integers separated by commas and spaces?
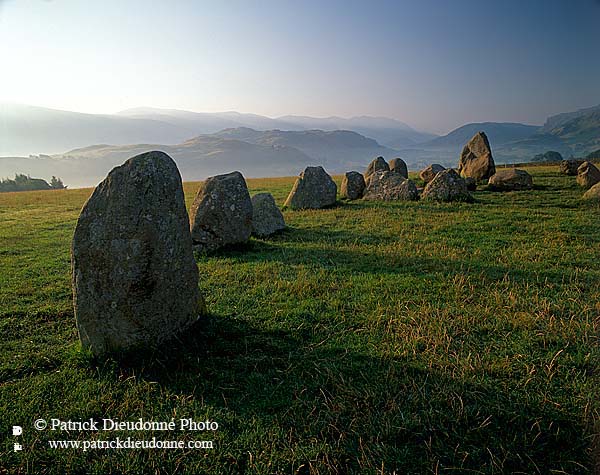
1, 0, 598, 134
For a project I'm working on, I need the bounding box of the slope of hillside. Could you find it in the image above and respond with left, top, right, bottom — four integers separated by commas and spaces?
423, 122, 539, 149
0, 104, 192, 156
0, 126, 403, 188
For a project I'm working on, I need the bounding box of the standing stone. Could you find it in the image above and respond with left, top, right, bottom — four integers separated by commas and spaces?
458, 132, 496, 181
340, 171, 366, 200
364, 156, 389, 181
190, 171, 253, 252
576, 161, 600, 189
422, 169, 473, 202
582, 181, 600, 201
71, 151, 205, 355
559, 159, 584, 176
419, 164, 445, 184
362, 171, 419, 201
284, 166, 337, 209
251, 193, 285, 237
389, 157, 408, 178
488, 168, 534, 191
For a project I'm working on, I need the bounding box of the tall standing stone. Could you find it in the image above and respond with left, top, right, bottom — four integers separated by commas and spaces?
189, 171, 253, 252
458, 132, 496, 181
389, 157, 408, 178
284, 166, 337, 209
71, 151, 205, 355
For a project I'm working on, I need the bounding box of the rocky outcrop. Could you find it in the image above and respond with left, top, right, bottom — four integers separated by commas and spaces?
364, 156, 389, 181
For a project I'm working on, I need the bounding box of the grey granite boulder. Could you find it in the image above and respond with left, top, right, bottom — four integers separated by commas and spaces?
190, 171, 253, 252
362, 171, 419, 201
422, 169, 473, 202
251, 193, 285, 237
340, 171, 366, 200
458, 132, 496, 181
364, 156, 389, 181
576, 161, 600, 189
389, 157, 408, 178
71, 151, 205, 355
419, 164, 445, 184
488, 168, 533, 191
284, 166, 337, 209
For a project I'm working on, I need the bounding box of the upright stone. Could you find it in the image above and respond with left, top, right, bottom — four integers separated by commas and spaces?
189, 171, 253, 252
71, 151, 204, 355
284, 166, 337, 209
340, 171, 366, 200
576, 161, 600, 189
364, 156, 389, 181
419, 164, 445, 184
389, 157, 408, 178
251, 193, 286, 237
422, 169, 473, 202
458, 132, 496, 181
559, 159, 583, 176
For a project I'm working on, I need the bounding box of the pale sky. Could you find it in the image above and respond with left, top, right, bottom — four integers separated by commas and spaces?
1, 0, 599, 134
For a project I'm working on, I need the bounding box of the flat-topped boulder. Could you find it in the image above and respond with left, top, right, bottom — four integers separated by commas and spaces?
190, 171, 253, 252
362, 171, 419, 201
71, 151, 205, 355
364, 156, 389, 181
251, 193, 286, 237
340, 171, 366, 200
422, 169, 473, 202
284, 166, 337, 209
458, 132, 496, 181
559, 159, 584, 176
582, 182, 600, 200
576, 161, 600, 189
389, 157, 408, 178
419, 164, 445, 184
488, 168, 533, 191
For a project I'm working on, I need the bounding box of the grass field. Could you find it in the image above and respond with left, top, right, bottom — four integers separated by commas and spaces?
0, 166, 598, 474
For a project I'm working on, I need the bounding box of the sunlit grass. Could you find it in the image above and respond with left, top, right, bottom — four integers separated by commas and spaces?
0, 165, 598, 474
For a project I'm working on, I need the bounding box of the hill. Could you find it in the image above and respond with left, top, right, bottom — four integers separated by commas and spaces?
0, 128, 396, 188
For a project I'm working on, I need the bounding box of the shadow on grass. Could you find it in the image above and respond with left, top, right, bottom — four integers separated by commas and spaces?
97, 313, 591, 474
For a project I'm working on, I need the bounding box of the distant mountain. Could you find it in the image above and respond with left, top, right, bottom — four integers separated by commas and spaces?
0, 128, 398, 188
400, 107, 600, 165
423, 122, 539, 149
540, 104, 600, 133
0, 103, 192, 156
119, 108, 436, 149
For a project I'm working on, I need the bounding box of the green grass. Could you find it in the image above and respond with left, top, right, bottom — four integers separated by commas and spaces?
1, 166, 598, 474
